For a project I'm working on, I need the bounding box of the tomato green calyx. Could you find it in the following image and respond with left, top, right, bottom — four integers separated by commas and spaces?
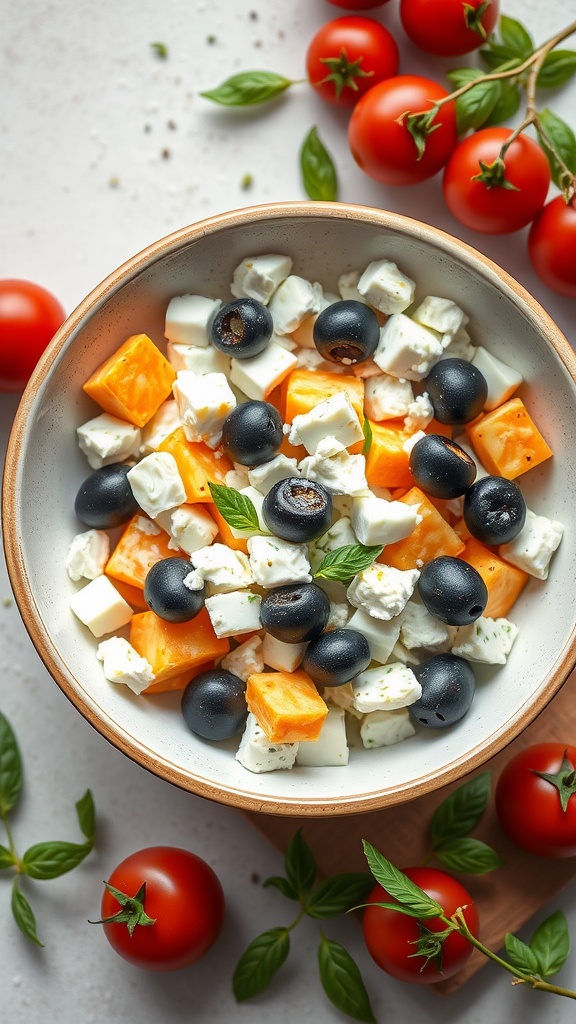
408, 921, 455, 973
316, 49, 374, 98
462, 1, 492, 41
533, 750, 576, 813
402, 108, 442, 161
471, 157, 520, 190
92, 881, 156, 936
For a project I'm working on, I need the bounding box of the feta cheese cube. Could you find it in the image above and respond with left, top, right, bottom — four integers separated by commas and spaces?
230, 254, 293, 305
404, 393, 434, 432
248, 453, 300, 494
499, 508, 564, 580
127, 452, 187, 518
352, 662, 421, 713
69, 576, 133, 638
262, 633, 307, 673
357, 260, 416, 314
268, 275, 323, 334
247, 535, 312, 588
439, 325, 477, 362
290, 291, 335, 349
164, 294, 222, 347
77, 413, 141, 470
323, 681, 363, 720
190, 543, 254, 592
221, 636, 264, 682
351, 496, 419, 547
289, 393, 364, 454
309, 517, 358, 572
326, 601, 350, 631
299, 440, 369, 497
374, 314, 444, 381
346, 606, 402, 664
352, 358, 383, 380
338, 270, 368, 304
236, 713, 298, 773
360, 708, 416, 748
412, 296, 468, 345
230, 342, 297, 401
471, 347, 523, 411
391, 639, 421, 666
66, 529, 110, 582
139, 400, 181, 456
364, 374, 414, 421
96, 636, 155, 694
172, 370, 236, 448
296, 707, 349, 766
155, 503, 218, 554
451, 616, 518, 665
400, 601, 455, 651
347, 563, 419, 620
225, 464, 250, 490
205, 590, 262, 637
167, 341, 230, 376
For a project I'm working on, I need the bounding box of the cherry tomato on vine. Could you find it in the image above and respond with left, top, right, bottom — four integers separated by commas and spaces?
495, 743, 576, 858
95, 847, 225, 971
306, 17, 399, 107
527, 195, 576, 298
399, 0, 500, 56
0, 279, 66, 392
442, 127, 551, 234
348, 75, 458, 185
363, 867, 478, 983
327, 1, 390, 8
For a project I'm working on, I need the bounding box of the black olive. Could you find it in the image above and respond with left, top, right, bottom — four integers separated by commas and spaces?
463, 475, 527, 545
418, 556, 488, 625
210, 297, 273, 358
409, 654, 476, 729
409, 434, 476, 499
424, 358, 488, 425
220, 400, 284, 467
262, 477, 332, 542
303, 628, 371, 687
313, 300, 380, 365
144, 557, 205, 623
74, 463, 140, 528
181, 669, 247, 741
260, 582, 330, 643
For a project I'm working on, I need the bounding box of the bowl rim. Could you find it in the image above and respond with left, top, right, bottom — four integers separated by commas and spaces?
3, 199, 576, 816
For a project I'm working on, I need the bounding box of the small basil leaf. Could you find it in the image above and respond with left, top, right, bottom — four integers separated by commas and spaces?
201, 71, 293, 106
284, 828, 317, 898
483, 81, 521, 126
504, 932, 539, 975
434, 837, 504, 875
22, 840, 92, 879
208, 482, 260, 532
430, 771, 491, 848
529, 910, 571, 978
498, 15, 534, 59
479, 45, 522, 71
454, 79, 501, 134
0, 710, 23, 815
150, 42, 168, 59
11, 878, 43, 947
0, 843, 16, 869
362, 841, 442, 918
362, 417, 372, 456
75, 789, 95, 843
537, 109, 576, 190
446, 67, 484, 90
314, 544, 383, 583
536, 50, 576, 89
300, 126, 338, 202
263, 875, 299, 901
318, 935, 376, 1024
306, 873, 374, 919
232, 927, 290, 1001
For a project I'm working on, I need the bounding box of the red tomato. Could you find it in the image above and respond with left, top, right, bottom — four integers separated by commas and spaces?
400, 0, 499, 56
98, 847, 225, 970
527, 195, 576, 298
348, 75, 458, 185
327, 1, 390, 8
0, 279, 66, 392
495, 743, 576, 857
363, 867, 478, 983
306, 17, 399, 107
442, 127, 551, 234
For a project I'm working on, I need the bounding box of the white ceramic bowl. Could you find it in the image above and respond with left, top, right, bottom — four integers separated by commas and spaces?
3, 202, 576, 816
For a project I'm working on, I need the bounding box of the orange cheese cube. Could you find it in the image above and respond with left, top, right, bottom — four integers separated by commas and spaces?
380, 487, 465, 570
460, 537, 529, 618
366, 419, 415, 491
157, 428, 232, 503
105, 576, 149, 610
465, 398, 553, 480
106, 515, 176, 590
83, 334, 176, 427
129, 607, 230, 686
246, 669, 328, 743
142, 660, 216, 695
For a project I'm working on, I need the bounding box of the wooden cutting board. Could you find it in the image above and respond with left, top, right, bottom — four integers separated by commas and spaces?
245, 667, 576, 993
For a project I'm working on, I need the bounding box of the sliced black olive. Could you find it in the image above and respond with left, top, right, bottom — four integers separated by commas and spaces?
313, 300, 380, 365
260, 583, 330, 643
210, 297, 273, 358
262, 477, 332, 542
409, 434, 476, 499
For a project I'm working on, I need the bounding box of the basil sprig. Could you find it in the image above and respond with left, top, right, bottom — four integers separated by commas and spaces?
201, 70, 294, 106
427, 771, 504, 874
300, 126, 338, 202
313, 544, 383, 582
208, 481, 260, 532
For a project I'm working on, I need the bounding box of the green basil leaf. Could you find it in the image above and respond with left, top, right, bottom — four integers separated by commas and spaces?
284, 828, 317, 899
201, 71, 293, 106
314, 544, 383, 582
434, 837, 504, 875
22, 840, 92, 879
479, 45, 522, 71
0, 843, 16, 869
504, 932, 539, 975
11, 878, 43, 947
362, 417, 372, 456
454, 79, 501, 134
537, 109, 576, 189
362, 841, 442, 918
208, 482, 260, 532
306, 873, 374, 919
536, 50, 576, 89
75, 789, 95, 843
318, 935, 376, 1024
483, 81, 521, 126
529, 910, 571, 978
150, 42, 168, 59
232, 927, 290, 1001
0, 710, 23, 815
262, 875, 299, 901
300, 126, 338, 202
498, 15, 534, 59
446, 67, 484, 90
430, 771, 491, 848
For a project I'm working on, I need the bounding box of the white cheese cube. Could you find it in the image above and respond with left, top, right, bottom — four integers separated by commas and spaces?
357, 260, 416, 314
247, 535, 312, 588
364, 374, 414, 421
471, 347, 523, 411
402, 430, 426, 456
66, 530, 110, 582
77, 413, 141, 470
412, 296, 468, 346
323, 682, 363, 720
453, 434, 489, 480
268, 275, 323, 334
225, 464, 250, 490
127, 452, 187, 519
172, 370, 236, 448
404, 393, 434, 432
273, 332, 298, 352
499, 509, 564, 580
167, 341, 230, 376
236, 713, 298, 773
346, 606, 402, 664
400, 601, 454, 651
296, 707, 349, 767
290, 291, 335, 349
353, 663, 421, 713
439, 325, 477, 362
139, 400, 181, 456
221, 636, 264, 682
248, 453, 300, 494
96, 636, 155, 694
326, 601, 350, 631
191, 543, 254, 592
374, 314, 444, 381
353, 358, 383, 380
290, 393, 364, 454
299, 440, 369, 497
231, 254, 293, 305
451, 616, 518, 665
205, 590, 262, 637
230, 342, 297, 401
351, 496, 419, 547
69, 576, 133, 638
338, 270, 368, 304
347, 564, 419, 621
309, 517, 358, 572
262, 633, 307, 673
164, 294, 222, 348
156, 503, 218, 554
391, 639, 421, 665
294, 347, 325, 370
360, 708, 416, 748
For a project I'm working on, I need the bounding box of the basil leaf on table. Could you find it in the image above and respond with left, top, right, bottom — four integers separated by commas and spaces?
201, 71, 293, 106
232, 927, 291, 1000
300, 127, 338, 202
0, 710, 23, 815
318, 935, 376, 1024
